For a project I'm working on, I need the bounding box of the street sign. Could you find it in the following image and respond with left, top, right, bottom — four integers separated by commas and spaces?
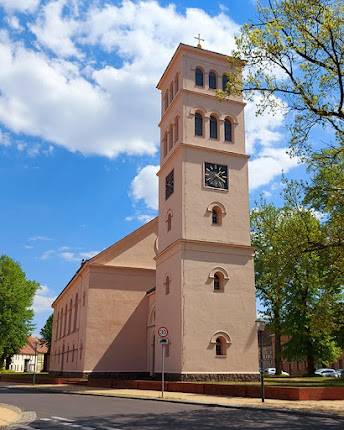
159, 338, 169, 345
158, 326, 168, 337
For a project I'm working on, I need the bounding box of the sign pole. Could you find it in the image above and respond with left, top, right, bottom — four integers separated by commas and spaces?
161, 342, 165, 398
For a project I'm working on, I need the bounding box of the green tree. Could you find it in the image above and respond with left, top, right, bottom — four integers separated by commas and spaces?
251, 203, 291, 375
222, 0, 343, 156
281, 209, 342, 373
0, 255, 39, 368
40, 314, 53, 351
252, 202, 343, 374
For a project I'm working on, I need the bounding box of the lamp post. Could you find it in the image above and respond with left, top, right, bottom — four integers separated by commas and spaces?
32, 339, 39, 385
255, 319, 266, 403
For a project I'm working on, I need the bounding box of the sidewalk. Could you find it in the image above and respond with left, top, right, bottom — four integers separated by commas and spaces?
10, 384, 344, 418
0, 403, 21, 428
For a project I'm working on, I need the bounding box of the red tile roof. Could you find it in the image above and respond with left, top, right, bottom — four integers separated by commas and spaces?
19, 336, 48, 355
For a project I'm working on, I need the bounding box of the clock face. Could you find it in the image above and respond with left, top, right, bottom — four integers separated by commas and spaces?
204, 162, 229, 190
165, 169, 174, 200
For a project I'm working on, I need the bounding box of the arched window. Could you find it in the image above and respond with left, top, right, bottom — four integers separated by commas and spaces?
72, 345, 75, 362
210, 115, 218, 139
169, 124, 173, 150
212, 207, 221, 225
174, 116, 179, 143
73, 293, 78, 332
209, 71, 217, 89
222, 74, 229, 91
174, 73, 179, 93
216, 337, 226, 356
63, 304, 68, 336
164, 91, 169, 111
56, 311, 60, 339
195, 112, 203, 136
59, 309, 63, 339
169, 82, 174, 102
213, 271, 225, 291
195, 67, 204, 86
224, 118, 232, 142
167, 213, 172, 232
214, 273, 221, 291
163, 132, 168, 157
165, 276, 170, 295
68, 298, 73, 334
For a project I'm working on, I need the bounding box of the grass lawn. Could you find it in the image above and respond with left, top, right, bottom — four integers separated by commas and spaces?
265, 376, 344, 387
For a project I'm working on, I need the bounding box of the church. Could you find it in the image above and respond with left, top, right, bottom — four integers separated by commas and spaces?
50, 42, 259, 381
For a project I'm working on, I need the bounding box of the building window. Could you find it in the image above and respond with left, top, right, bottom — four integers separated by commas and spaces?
195, 112, 203, 136
170, 82, 174, 102
222, 74, 229, 91
165, 276, 170, 294
68, 299, 73, 335
63, 304, 68, 336
209, 71, 217, 89
165, 169, 174, 200
212, 207, 221, 225
174, 117, 179, 143
214, 273, 221, 291
174, 73, 179, 93
74, 293, 78, 332
213, 271, 225, 291
210, 115, 218, 139
224, 118, 232, 142
167, 212, 172, 232
195, 67, 204, 86
163, 132, 168, 157
216, 337, 226, 356
56, 312, 60, 339
164, 90, 169, 111
169, 124, 173, 150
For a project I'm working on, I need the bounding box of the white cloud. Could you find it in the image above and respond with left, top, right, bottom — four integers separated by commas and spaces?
0, 0, 39, 13
30, 0, 81, 58
0, 1, 240, 159
40, 247, 99, 261
60, 250, 99, 261
0, 129, 10, 146
33, 284, 56, 314
245, 95, 287, 155
130, 165, 159, 210
29, 235, 52, 241
248, 147, 299, 190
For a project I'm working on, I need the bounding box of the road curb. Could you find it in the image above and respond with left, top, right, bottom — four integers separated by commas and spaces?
8, 385, 344, 422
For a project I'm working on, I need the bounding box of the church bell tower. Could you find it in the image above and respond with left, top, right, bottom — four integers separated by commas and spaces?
155, 43, 258, 380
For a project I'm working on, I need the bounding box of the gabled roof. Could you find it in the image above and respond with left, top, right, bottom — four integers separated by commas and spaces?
19, 336, 48, 355
52, 217, 158, 307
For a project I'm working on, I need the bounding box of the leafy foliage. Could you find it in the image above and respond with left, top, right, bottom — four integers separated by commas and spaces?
0, 255, 38, 367
252, 202, 343, 374
40, 314, 53, 351
222, 0, 344, 156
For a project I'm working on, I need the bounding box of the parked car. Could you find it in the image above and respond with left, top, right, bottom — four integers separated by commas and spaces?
264, 368, 290, 376
314, 368, 339, 378
335, 369, 344, 378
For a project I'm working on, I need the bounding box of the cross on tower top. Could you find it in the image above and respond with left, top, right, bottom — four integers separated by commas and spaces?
194, 33, 204, 49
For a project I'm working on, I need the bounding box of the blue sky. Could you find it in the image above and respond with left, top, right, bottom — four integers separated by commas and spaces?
0, 0, 306, 334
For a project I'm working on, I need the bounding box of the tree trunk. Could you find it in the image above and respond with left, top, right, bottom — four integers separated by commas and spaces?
273, 306, 282, 375
307, 354, 315, 376
5, 356, 12, 370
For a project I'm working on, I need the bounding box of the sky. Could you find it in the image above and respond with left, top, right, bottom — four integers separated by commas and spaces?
0, 0, 306, 335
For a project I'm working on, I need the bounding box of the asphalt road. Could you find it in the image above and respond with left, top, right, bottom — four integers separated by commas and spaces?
0, 385, 343, 429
